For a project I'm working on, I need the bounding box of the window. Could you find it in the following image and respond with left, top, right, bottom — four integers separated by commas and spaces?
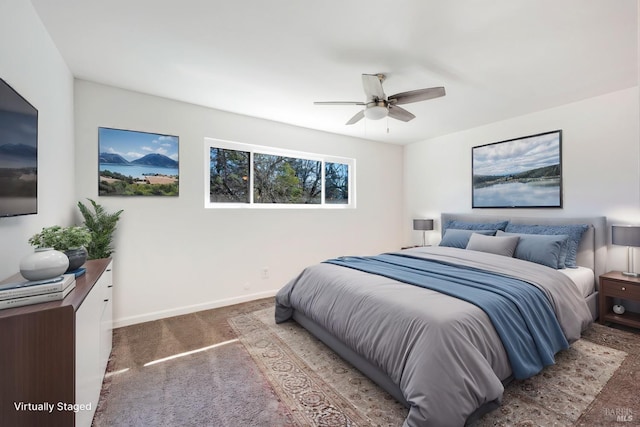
325, 162, 349, 204
204, 138, 355, 208
254, 154, 321, 204
209, 147, 250, 203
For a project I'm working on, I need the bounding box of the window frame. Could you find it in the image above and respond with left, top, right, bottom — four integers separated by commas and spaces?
204, 138, 356, 209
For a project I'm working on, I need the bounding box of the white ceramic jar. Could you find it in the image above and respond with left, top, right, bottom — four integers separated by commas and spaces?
613, 304, 626, 315
19, 248, 69, 281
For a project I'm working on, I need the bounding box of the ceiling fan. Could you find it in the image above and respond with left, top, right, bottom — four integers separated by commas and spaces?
314, 73, 446, 125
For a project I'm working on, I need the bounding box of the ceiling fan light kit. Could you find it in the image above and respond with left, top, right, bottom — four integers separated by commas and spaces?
363, 103, 388, 120
314, 73, 446, 126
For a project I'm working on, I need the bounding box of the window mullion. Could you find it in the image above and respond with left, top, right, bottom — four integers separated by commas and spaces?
321, 160, 326, 205
249, 151, 255, 204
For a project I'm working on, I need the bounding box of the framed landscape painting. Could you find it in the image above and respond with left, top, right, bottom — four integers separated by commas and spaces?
98, 127, 179, 196
472, 130, 562, 208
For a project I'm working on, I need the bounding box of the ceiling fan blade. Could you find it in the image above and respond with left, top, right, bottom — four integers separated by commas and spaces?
387, 104, 415, 122
346, 110, 365, 125
362, 74, 386, 101
314, 101, 366, 105
388, 87, 446, 105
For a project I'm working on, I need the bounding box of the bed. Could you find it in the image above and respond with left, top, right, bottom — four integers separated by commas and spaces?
275, 213, 606, 426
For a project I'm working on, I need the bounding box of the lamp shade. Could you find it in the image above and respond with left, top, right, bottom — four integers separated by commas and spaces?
612, 225, 640, 247
364, 105, 388, 120
413, 219, 434, 231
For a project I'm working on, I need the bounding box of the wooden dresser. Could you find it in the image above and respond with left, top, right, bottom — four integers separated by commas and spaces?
0, 258, 113, 427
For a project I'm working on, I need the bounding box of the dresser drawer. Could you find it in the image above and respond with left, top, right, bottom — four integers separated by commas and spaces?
601, 279, 640, 299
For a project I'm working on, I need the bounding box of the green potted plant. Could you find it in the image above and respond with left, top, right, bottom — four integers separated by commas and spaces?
77, 198, 123, 260
28, 225, 92, 272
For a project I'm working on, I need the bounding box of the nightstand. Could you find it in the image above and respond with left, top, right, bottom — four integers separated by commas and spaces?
599, 272, 640, 328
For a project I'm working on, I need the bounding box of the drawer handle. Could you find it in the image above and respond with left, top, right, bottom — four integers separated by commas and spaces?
108, 285, 113, 288
104, 299, 109, 302
622, 287, 626, 291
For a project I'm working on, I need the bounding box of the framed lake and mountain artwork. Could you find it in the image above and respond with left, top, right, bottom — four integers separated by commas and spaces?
98, 127, 179, 196
472, 130, 562, 208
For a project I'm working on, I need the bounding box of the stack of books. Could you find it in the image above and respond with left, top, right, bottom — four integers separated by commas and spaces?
0, 274, 76, 310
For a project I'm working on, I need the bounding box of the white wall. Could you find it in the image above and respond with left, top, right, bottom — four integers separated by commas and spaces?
404, 87, 640, 271
74, 80, 404, 327
0, 0, 75, 279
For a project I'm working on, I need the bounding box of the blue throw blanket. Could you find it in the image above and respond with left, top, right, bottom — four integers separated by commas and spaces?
324, 253, 569, 379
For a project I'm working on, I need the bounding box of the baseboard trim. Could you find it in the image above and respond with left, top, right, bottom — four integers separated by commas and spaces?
112, 289, 278, 328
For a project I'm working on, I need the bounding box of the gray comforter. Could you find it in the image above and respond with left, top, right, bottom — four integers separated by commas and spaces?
275, 246, 593, 426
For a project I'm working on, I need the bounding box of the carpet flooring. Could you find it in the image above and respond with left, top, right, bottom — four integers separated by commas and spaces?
93, 297, 640, 426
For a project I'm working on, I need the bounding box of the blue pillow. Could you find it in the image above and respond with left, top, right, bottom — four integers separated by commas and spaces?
504, 224, 588, 268
497, 231, 569, 269
439, 229, 497, 249
442, 220, 509, 237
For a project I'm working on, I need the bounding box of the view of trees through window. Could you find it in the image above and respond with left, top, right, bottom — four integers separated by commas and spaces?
208, 144, 351, 207
325, 162, 349, 204
254, 154, 321, 204
209, 147, 250, 203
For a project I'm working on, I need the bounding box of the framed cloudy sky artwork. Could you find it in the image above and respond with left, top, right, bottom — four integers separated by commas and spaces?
472, 130, 562, 208
98, 127, 179, 196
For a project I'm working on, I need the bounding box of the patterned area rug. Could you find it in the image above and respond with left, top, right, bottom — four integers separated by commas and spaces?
230, 308, 638, 426
229, 310, 407, 426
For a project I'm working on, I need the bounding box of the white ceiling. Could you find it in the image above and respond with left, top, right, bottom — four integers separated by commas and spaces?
31, 0, 637, 145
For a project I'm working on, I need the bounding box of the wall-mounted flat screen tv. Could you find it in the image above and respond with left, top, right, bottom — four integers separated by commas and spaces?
0, 78, 38, 217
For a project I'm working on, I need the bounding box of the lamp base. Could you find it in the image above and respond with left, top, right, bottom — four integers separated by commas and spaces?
623, 247, 639, 278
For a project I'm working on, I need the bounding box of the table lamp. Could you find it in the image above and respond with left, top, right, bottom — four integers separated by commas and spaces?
611, 225, 640, 276
413, 219, 434, 246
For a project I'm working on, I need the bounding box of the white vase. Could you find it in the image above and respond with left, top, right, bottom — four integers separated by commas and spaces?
20, 248, 70, 281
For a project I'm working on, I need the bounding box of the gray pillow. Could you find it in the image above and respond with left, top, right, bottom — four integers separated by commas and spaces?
504, 223, 588, 268
497, 230, 569, 269
439, 229, 496, 249
466, 233, 520, 257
